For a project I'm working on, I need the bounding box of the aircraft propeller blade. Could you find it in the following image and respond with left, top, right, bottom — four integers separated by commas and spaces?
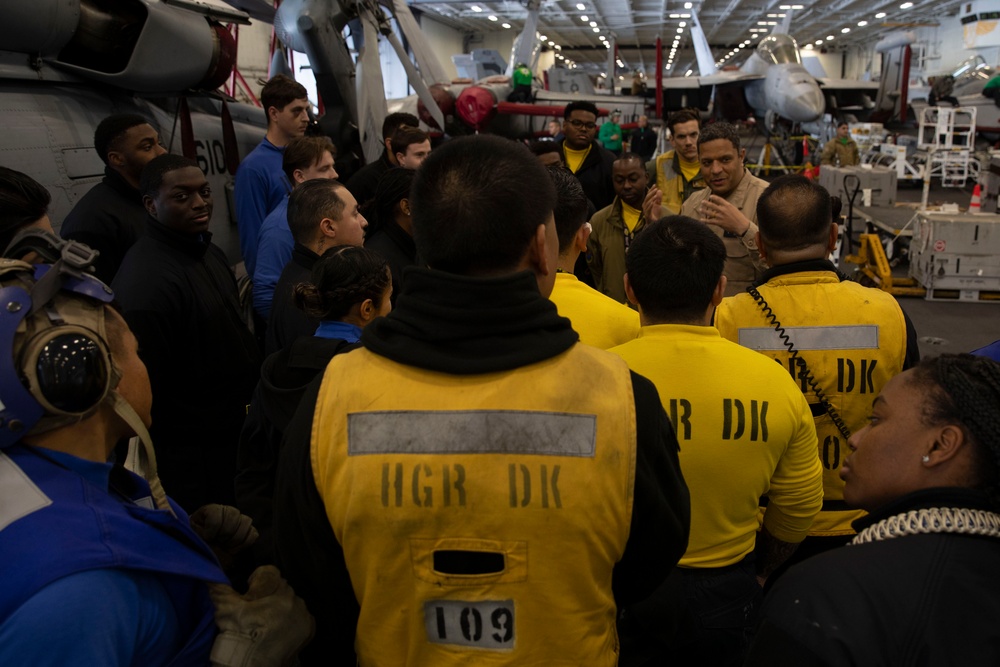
388, 0, 450, 86
383, 30, 446, 130
508, 0, 541, 77
219, 0, 276, 23
221, 101, 242, 176
356, 6, 389, 163
177, 96, 197, 160
269, 44, 294, 80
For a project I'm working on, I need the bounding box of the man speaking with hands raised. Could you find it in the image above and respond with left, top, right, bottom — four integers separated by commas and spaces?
681, 122, 768, 296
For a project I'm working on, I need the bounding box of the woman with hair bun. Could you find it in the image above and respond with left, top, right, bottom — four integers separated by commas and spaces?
747, 353, 1000, 666
236, 245, 392, 564
293, 245, 393, 340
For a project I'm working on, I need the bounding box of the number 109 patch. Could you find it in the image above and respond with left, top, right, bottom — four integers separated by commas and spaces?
424, 599, 515, 650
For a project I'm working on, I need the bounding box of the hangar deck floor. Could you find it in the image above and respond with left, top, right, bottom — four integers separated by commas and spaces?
841, 177, 997, 357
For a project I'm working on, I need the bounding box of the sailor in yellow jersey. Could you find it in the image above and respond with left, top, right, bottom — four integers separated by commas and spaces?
273, 135, 691, 666
588, 153, 664, 304
610, 216, 823, 666
545, 167, 639, 349
558, 100, 617, 210
645, 108, 706, 216
715, 175, 919, 572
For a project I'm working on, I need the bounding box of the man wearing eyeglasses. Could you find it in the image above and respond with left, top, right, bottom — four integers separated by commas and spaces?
558, 101, 618, 211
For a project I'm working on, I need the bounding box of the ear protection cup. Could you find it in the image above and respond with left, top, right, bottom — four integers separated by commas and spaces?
18, 323, 112, 416
0, 257, 117, 446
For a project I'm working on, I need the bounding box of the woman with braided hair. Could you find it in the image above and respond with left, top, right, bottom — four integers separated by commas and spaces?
746, 353, 1000, 666
236, 245, 392, 564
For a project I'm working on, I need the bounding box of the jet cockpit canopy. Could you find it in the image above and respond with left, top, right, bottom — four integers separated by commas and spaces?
757, 34, 801, 66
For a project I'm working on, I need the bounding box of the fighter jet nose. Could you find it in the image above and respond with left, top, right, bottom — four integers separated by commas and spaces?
785, 85, 825, 122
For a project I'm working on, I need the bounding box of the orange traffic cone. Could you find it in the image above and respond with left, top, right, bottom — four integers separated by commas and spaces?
969, 184, 982, 213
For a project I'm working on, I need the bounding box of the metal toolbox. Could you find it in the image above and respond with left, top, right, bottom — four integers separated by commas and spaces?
909, 212, 1000, 292
819, 165, 897, 207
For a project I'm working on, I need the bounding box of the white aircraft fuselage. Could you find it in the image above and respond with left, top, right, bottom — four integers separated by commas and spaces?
742, 53, 826, 123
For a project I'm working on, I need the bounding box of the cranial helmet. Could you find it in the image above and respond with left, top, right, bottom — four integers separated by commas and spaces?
0, 237, 116, 446
0, 230, 173, 512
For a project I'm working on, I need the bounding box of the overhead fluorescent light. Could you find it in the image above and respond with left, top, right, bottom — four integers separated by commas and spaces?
581, 15, 589, 21
826, 35, 834, 40
590, 21, 597, 26
593, 26, 600, 32
471, 5, 481, 11
577, 3, 586, 9
899, 1, 913, 8
679, 21, 686, 27
858, 20, 867, 26
841, 27, 850, 33
875, 11, 886, 18
488, 14, 497, 21
815, 39, 823, 44
501, 22, 511, 28
684, 2, 692, 8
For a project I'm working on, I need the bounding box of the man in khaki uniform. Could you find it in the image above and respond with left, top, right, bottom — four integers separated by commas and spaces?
681, 122, 767, 296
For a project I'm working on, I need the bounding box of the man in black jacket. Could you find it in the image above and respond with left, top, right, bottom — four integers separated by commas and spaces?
363, 167, 416, 304
273, 134, 690, 665
559, 100, 618, 210
112, 154, 261, 513
61, 114, 167, 284
630, 115, 658, 161
265, 179, 367, 354
344, 111, 419, 209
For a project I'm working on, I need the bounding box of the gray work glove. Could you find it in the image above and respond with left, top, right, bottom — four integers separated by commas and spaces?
210, 565, 315, 667
190, 504, 259, 568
